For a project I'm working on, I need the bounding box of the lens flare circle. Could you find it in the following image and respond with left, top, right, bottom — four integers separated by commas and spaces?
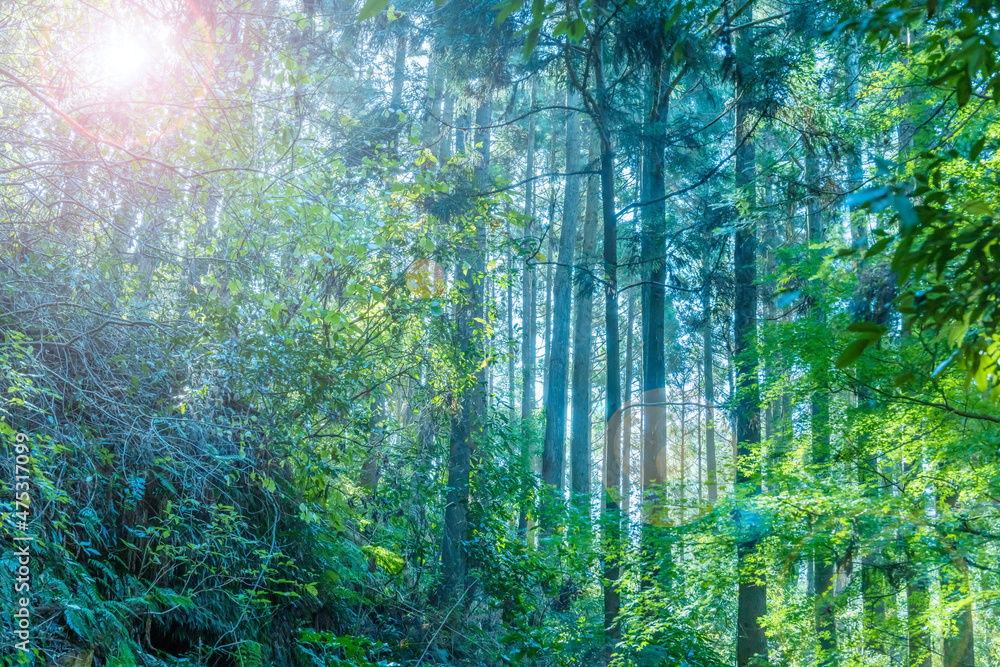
406, 259, 446, 299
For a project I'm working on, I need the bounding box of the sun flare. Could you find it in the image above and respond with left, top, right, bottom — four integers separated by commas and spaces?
95, 31, 150, 82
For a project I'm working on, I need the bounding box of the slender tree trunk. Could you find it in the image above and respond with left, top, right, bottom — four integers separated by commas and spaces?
733, 3, 767, 664
941, 491, 976, 667
592, 11, 623, 640
360, 395, 385, 495
845, 37, 888, 654
697, 370, 702, 504
906, 552, 931, 667
641, 39, 670, 588
440, 93, 454, 162
391, 32, 407, 111
507, 224, 515, 418
845, 36, 866, 247
621, 297, 635, 522
422, 51, 439, 145
676, 386, 687, 579
901, 458, 931, 667
761, 174, 778, 461
518, 76, 539, 540
807, 134, 836, 665
439, 99, 491, 603
542, 115, 558, 406
702, 210, 717, 504
487, 261, 494, 402
726, 317, 738, 469
455, 105, 469, 154
898, 28, 915, 159
540, 85, 582, 535
569, 126, 600, 526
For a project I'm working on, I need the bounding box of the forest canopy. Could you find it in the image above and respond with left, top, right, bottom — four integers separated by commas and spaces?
1, 0, 998, 666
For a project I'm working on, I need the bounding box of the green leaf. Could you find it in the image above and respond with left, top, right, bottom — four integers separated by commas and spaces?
893, 195, 918, 231
358, 0, 389, 21
361, 545, 404, 575
493, 0, 517, 24
957, 72, 972, 107
864, 236, 891, 257
845, 186, 889, 209
522, 28, 539, 59
835, 338, 873, 369
970, 135, 987, 161
846, 322, 887, 339
963, 200, 994, 216
567, 18, 585, 42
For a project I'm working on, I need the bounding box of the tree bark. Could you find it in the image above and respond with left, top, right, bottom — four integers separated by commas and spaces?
902, 458, 931, 667
542, 112, 558, 407
569, 126, 600, 523
592, 13, 623, 640
439, 99, 491, 603
455, 105, 469, 154
906, 560, 931, 667
518, 76, 539, 540
391, 32, 406, 111
807, 133, 836, 665
702, 209, 717, 504
640, 37, 670, 587
941, 492, 976, 667
621, 296, 635, 522
440, 93, 454, 162
540, 85, 582, 535
733, 3, 767, 664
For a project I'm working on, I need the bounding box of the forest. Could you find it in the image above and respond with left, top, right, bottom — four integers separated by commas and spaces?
1, 0, 998, 665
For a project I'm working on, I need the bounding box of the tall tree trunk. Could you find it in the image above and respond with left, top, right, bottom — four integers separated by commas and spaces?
507, 223, 515, 418
845, 36, 866, 248
621, 297, 635, 522
726, 317, 738, 468
640, 37, 670, 588
518, 76, 539, 540
702, 209, 717, 504
807, 134, 836, 665
733, 3, 767, 664
697, 369, 702, 504
455, 105, 469, 154
439, 99, 491, 604
906, 550, 931, 667
391, 32, 406, 111
569, 126, 600, 525
940, 491, 976, 667
422, 50, 441, 145
678, 386, 686, 528
542, 115, 558, 406
593, 10, 623, 640
845, 36, 888, 655
440, 93, 454, 162
540, 85, 582, 535
761, 173, 779, 461
901, 458, 931, 667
